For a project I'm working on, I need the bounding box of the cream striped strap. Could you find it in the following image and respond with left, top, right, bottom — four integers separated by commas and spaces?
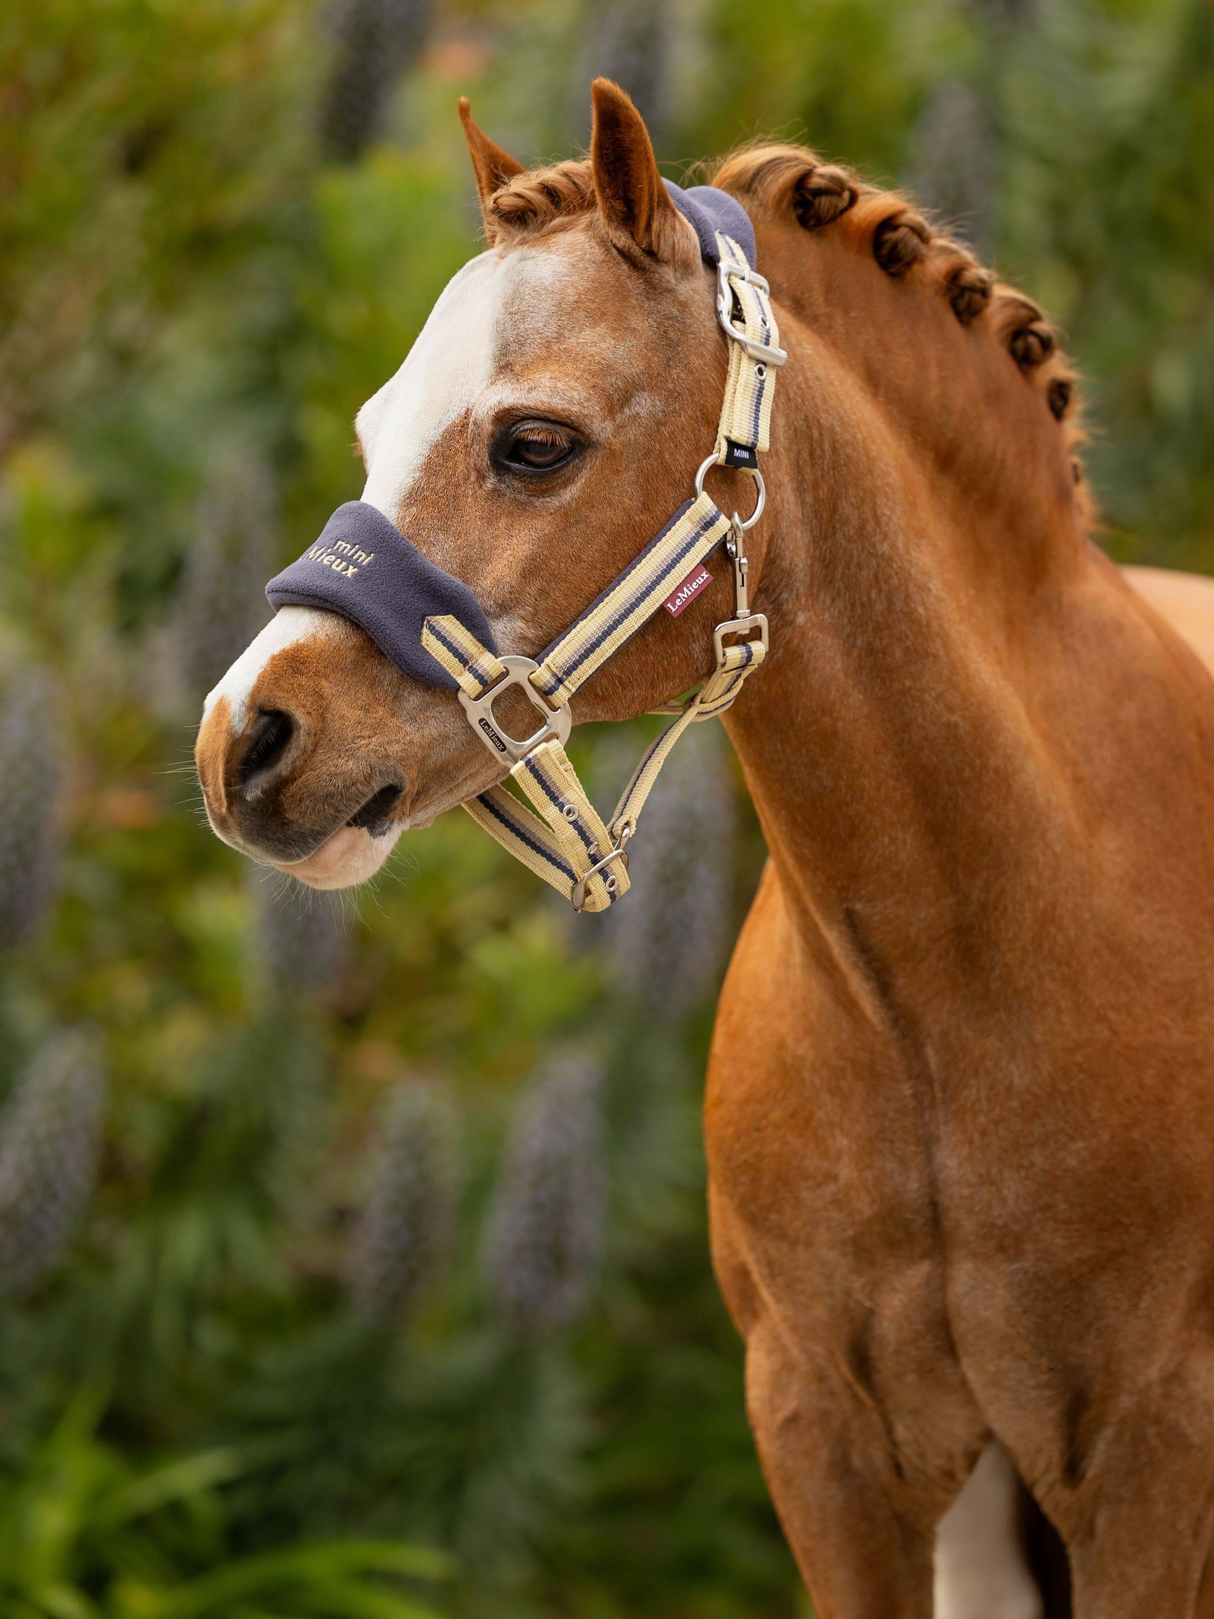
712, 231, 783, 468
420, 508, 769, 914
418, 230, 780, 914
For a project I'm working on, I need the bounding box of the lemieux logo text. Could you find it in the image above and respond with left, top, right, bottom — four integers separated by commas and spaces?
663, 563, 713, 618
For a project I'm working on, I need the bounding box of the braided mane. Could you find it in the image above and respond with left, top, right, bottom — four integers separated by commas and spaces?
707, 145, 1083, 476
484, 141, 1084, 487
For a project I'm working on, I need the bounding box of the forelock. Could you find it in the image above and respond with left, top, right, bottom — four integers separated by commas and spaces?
483, 159, 598, 245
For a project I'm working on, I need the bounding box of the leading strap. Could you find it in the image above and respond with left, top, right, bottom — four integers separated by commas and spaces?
423, 228, 782, 914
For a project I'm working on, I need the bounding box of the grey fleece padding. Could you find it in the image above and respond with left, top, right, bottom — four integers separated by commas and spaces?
265, 501, 497, 691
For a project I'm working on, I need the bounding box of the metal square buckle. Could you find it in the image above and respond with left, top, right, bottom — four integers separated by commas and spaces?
717, 257, 770, 293
458, 655, 572, 764
715, 260, 788, 368
713, 612, 769, 665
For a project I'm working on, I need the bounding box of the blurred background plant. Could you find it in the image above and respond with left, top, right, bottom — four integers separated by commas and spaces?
0, 0, 1211, 1613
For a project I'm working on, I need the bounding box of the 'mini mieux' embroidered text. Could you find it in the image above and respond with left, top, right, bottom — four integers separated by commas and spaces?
304, 538, 375, 579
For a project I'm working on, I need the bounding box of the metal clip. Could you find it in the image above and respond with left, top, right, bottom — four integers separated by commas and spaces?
726, 522, 750, 616
458, 654, 572, 765
715, 259, 788, 368
713, 519, 769, 664
570, 828, 632, 913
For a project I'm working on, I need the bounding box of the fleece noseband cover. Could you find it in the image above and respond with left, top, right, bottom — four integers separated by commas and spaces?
265, 184, 754, 690
265, 501, 497, 692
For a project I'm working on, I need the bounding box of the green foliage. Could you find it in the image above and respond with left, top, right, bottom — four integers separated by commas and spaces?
348, 1083, 456, 1326
1, 1, 1209, 1615
0, 0, 313, 459
0, 1384, 453, 1618
173, 450, 276, 711
250, 871, 349, 1008
481, 1054, 606, 1337
320, 0, 437, 163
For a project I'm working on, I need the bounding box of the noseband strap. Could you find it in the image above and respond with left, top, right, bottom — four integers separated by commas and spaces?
265, 187, 780, 914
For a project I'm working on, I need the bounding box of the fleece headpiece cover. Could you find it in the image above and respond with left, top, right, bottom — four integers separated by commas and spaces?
264, 185, 751, 689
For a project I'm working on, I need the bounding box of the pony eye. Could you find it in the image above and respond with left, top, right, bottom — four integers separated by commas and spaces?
501, 422, 577, 473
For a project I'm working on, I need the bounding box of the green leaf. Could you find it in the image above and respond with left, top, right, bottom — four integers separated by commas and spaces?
94, 1450, 250, 1531
131, 1542, 452, 1619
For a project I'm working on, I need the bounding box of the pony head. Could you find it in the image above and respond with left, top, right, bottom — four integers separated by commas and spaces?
194, 82, 748, 888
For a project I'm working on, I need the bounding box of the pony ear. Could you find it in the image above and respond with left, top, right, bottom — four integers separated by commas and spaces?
459, 97, 525, 236
590, 78, 685, 262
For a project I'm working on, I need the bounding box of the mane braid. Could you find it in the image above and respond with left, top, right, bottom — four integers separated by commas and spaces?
706, 143, 1086, 487
481, 141, 1086, 494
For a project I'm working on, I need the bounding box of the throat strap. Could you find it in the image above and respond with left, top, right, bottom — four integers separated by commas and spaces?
419, 490, 768, 913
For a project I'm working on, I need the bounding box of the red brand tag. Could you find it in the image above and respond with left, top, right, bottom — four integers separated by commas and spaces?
663, 563, 713, 617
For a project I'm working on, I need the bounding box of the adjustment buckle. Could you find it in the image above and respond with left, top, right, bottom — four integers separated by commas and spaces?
717, 257, 770, 293
714, 613, 769, 665
715, 259, 788, 368
570, 828, 632, 913
458, 654, 572, 765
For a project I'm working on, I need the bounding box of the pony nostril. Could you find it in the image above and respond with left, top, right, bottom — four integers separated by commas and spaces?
238, 709, 296, 797
346, 784, 403, 834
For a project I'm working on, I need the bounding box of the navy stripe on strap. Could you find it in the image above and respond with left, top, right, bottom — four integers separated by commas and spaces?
478, 792, 575, 880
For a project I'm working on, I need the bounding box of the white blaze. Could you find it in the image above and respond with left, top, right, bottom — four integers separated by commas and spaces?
358, 249, 502, 520
203, 606, 339, 732
206, 246, 520, 739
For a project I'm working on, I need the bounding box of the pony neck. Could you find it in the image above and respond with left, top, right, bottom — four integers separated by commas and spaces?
720, 258, 1090, 996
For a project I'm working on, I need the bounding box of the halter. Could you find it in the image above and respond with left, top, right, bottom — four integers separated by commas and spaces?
266, 183, 783, 914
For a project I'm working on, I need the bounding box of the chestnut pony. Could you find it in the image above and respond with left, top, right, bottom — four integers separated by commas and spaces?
196, 82, 1214, 1619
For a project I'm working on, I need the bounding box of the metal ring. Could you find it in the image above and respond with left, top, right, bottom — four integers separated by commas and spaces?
694, 458, 766, 530
734, 470, 765, 531
693, 453, 717, 498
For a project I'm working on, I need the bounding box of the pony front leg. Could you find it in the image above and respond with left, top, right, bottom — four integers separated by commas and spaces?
742, 1313, 938, 1619
706, 865, 986, 1616
1039, 1372, 1214, 1619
